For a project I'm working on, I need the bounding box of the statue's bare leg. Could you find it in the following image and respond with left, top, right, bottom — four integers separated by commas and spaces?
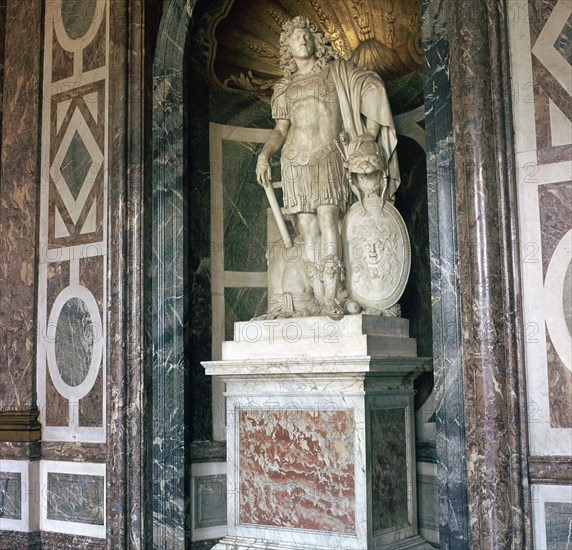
297, 213, 325, 305
297, 213, 320, 263
317, 205, 340, 259
317, 205, 343, 319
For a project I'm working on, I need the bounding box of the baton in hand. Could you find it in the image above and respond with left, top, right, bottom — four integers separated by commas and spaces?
258, 159, 292, 249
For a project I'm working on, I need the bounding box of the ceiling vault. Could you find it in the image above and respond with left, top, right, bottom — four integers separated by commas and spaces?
208, 0, 422, 95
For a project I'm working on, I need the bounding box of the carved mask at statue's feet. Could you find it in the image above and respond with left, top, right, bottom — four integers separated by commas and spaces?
288, 28, 316, 71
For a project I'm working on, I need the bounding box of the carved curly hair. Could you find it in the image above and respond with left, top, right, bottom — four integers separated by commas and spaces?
279, 16, 338, 79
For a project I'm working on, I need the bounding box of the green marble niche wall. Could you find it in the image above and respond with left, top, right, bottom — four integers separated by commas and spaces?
185, 0, 275, 442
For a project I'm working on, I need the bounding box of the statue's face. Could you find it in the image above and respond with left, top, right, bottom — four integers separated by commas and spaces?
362, 237, 384, 268
287, 28, 315, 60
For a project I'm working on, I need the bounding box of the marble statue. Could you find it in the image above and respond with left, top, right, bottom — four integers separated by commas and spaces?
258, 218, 322, 319
256, 16, 402, 319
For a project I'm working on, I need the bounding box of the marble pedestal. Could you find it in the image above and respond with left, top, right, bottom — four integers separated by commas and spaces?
203, 315, 433, 550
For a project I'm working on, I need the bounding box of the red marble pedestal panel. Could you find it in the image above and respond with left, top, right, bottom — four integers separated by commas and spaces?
238, 408, 356, 534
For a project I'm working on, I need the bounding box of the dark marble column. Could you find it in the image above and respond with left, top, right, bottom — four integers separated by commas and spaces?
107, 0, 195, 546
150, 0, 192, 547
422, 0, 470, 546
446, 0, 531, 547
0, 0, 42, 444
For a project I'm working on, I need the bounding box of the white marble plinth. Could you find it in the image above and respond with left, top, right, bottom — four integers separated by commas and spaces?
204, 315, 433, 550
222, 315, 417, 361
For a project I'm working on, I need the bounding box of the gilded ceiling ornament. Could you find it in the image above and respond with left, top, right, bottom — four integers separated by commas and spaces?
208, 0, 422, 95
265, 7, 288, 30
384, 0, 396, 49
351, 0, 373, 41
308, 0, 351, 58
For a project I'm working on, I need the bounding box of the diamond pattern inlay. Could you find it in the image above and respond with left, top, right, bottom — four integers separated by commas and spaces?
553, 13, 572, 66
50, 107, 103, 225
60, 130, 93, 201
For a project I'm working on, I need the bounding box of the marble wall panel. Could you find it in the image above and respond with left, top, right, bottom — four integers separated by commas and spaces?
221, 140, 268, 273
186, 34, 215, 444
394, 133, 432, 359
544, 501, 572, 548
44, 259, 73, 425
45, 370, 69, 427
47, 473, 104, 525
0, 0, 42, 413
51, 31, 75, 82
0, 459, 40, 534
528, 0, 572, 165
54, 298, 95, 387
0, 531, 41, 549
417, 463, 439, 545
507, 0, 572, 545
546, 331, 572, 429
538, 180, 572, 429
191, 461, 227, 543
0, 472, 22, 520
417, 476, 438, 531
224, 288, 268, 341
40, 531, 105, 549
370, 407, 408, 532
0, 443, 41, 462
37, 0, 109, 444
40, 442, 106, 463
194, 475, 226, 529
509, 0, 572, 456
82, 4, 107, 74
531, 484, 572, 549
78, 367, 104, 428
238, 408, 356, 534
538, 182, 571, 278
40, 460, 105, 539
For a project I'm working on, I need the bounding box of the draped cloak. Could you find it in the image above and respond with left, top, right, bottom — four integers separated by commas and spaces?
329, 59, 401, 200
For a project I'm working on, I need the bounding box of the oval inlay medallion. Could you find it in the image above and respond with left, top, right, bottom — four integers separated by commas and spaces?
61, 0, 97, 39
54, 297, 94, 387
47, 284, 103, 400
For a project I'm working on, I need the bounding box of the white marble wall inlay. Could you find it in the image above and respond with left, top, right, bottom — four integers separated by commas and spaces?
37, 0, 109, 443
531, 484, 572, 550
39, 460, 105, 538
191, 462, 228, 542
0, 460, 40, 533
508, 0, 572, 456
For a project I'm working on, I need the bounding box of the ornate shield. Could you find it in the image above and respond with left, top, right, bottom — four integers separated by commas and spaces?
342, 198, 411, 311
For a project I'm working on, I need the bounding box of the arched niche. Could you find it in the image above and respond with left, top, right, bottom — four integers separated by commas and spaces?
149, 0, 473, 547
184, 0, 432, 444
